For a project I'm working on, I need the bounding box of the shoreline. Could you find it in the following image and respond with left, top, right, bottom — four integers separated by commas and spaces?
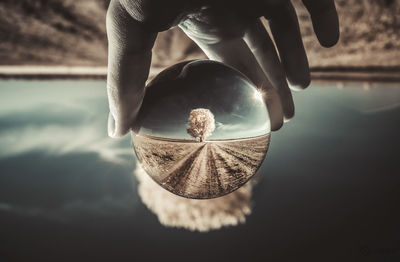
0, 66, 399, 83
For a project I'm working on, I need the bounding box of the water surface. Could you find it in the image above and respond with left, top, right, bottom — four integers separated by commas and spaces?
0, 80, 399, 261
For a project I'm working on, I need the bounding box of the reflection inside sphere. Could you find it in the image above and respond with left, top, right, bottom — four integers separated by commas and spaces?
132, 60, 270, 199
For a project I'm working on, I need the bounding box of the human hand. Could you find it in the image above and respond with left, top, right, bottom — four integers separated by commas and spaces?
106, 0, 339, 138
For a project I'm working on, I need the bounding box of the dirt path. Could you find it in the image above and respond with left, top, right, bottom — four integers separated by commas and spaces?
207, 144, 224, 196
160, 143, 225, 198
161, 144, 205, 189
136, 134, 270, 198
160, 142, 258, 198
211, 144, 254, 188
216, 143, 260, 169
175, 143, 210, 197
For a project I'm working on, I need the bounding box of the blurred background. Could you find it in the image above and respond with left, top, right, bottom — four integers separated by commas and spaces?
0, 1, 399, 262
0, 0, 399, 78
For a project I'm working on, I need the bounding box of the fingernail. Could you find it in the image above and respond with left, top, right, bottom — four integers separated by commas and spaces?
283, 110, 294, 123
284, 116, 292, 123
108, 112, 116, 138
283, 99, 295, 122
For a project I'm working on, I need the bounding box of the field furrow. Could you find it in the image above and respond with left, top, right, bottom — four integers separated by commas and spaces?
161, 145, 205, 192
132, 134, 270, 198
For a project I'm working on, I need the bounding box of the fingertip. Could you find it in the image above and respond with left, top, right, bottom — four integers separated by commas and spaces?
283, 116, 292, 123
112, 126, 130, 138
283, 106, 295, 122
313, 9, 340, 48
110, 127, 129, 138
279, 91, 295, 121
108, 112, 116, 138
263, 85, 284, 131
271, 118, 284, 131
318, 32, 339, 48
108, 112, 129, 138
288, 73, 311, 90
268, 104, 284, 132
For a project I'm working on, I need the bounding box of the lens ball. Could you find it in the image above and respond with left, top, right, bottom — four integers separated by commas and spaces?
132, 60, 271, 199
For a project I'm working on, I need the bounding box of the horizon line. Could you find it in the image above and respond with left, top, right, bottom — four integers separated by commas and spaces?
131, 132, 270, 142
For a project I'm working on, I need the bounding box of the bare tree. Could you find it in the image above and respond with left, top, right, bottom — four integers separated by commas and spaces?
187, 108, 215, 142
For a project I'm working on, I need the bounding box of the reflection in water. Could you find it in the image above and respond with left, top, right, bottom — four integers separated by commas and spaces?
1, 80, 399, 260
134, 164, 254, 232
332, 81, 400, 113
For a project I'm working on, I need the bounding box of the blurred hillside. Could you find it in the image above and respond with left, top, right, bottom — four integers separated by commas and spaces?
0, 0, 399, 69
295, 0, 400, 68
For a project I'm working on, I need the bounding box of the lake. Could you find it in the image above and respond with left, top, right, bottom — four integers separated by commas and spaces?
0, 80, 399, 261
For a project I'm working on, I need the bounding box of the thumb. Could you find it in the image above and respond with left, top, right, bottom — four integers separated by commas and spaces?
106, 0, 156, 138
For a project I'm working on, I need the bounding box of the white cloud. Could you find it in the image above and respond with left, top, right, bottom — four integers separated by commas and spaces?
0, 81, 132, 164
0, 123, 132, 164
215, 120, 270, 139
216, 121, 243, 131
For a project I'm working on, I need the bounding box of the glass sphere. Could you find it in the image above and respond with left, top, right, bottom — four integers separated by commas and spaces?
132, 60, 271, 199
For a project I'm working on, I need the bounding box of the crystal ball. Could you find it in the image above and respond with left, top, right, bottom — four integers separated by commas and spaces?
131, 60, 271, 199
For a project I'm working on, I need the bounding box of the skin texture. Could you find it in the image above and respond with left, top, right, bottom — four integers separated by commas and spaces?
106, 0, 339, 138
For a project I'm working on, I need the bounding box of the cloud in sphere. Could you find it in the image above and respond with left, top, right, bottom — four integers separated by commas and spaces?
134, 164, 254, 232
